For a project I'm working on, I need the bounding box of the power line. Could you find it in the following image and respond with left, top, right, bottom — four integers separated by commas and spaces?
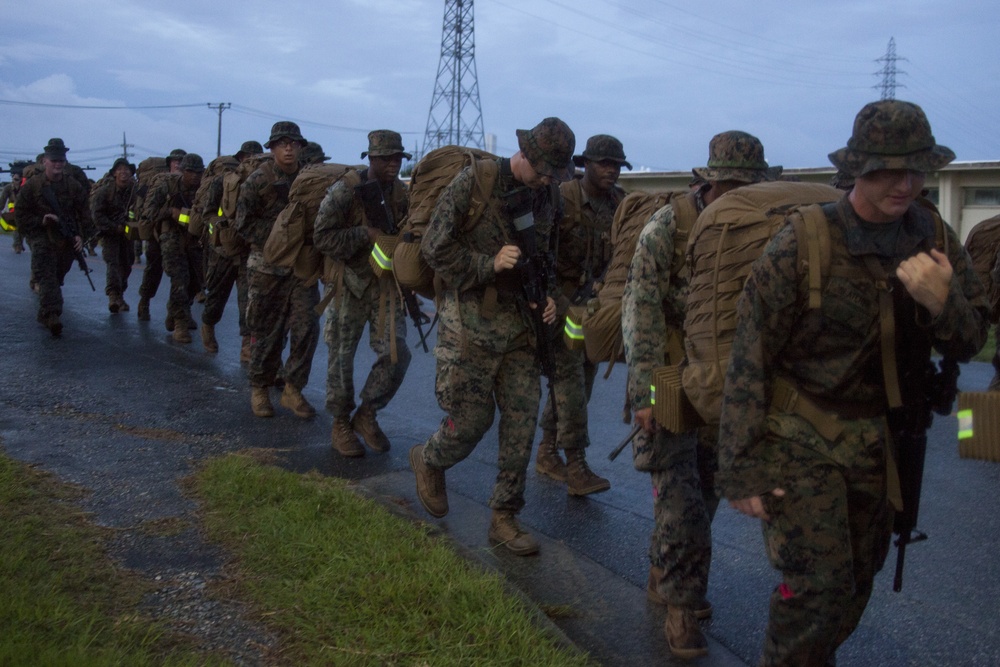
0, 99, 208, 110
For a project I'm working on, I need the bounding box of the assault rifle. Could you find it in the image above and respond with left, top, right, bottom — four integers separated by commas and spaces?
41, 184, 96, 291
357, 178, 431, 352
504, 195, 558, 422
890, 355, 960, 592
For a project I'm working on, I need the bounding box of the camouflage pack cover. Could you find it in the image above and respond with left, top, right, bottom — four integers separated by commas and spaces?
682, 181, 844, 423
963, 214, 1000, 324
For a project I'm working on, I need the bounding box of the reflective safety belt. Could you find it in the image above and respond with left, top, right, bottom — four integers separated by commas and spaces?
177, 210, 191, 225
563, 313, 584, 343
371, 241, 393, 271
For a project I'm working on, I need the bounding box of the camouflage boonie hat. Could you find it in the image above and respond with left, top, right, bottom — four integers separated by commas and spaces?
236, 140, 263, 159
828, 100, 955, 178
166, 148, 187, 168
179, 153, 205, 173
300, 141, 330, 165
361, 130, 411, 160
573, 134, 632, 170
110, 157, 136, 176
264, 121, 307, 149
43, 138, 69, 159
516, 117, 576, 182
693, 131, 773, 183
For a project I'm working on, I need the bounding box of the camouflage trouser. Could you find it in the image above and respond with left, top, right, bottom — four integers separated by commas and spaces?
138, 235, 163, 300
100, 232, 134, 297
13, 229, 24, 249
246, 267, 320, 390
202, 250, 249, 336
648, 424, 719, 608
27, 233, 74, 319
159, 228, 200, 325
323, 279, 411, 419
423, 334, 541, 513
537, 341, 596, 450
756, 415, 893, 667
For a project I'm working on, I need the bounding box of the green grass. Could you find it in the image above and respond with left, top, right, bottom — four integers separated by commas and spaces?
973, 326, 997, 362
191, 452, 594, 667
0, 451, 213, 666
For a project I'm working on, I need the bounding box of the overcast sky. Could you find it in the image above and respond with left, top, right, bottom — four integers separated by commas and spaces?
2, 0, 997, 177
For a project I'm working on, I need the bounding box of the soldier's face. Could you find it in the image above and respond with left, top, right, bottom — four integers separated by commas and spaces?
43, 156, 65, 179
270, 139, 302, 173
850, 169, 925, 223
182, 170, 202, 188
514, 154, 551, 190
113, 165, 132, 188
584, 159, 621, 192
369, 154, 403, 184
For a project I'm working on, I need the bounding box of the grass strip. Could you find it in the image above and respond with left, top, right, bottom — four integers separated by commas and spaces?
191, 452, 594, 667
0, 450, 210, 666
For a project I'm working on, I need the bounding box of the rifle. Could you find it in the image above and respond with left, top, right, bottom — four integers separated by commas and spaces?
357, 178, 430, 352
41, 183, 96, 291
889, 355, 960, 592
608, 423, 642, 461
503, 191, 558, 422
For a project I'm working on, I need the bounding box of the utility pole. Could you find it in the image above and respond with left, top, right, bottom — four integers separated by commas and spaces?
207, 103, 231, 157
874, 38, 906, 101
423, 0, 485, 156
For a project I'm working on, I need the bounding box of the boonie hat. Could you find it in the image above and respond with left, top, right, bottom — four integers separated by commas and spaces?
573, 134, 632, 170
44, 138, 69, 159
180, 153, 205, 173
692, 131, 773, 184
264, 121, 307, 149
361, 130, 412, 160
516, 117, 576, 182
236, 140, 264, 159
166, 148, 187, 168
828, 100, 955, 178
301, 141, 330, 164
111, 157, 136, 176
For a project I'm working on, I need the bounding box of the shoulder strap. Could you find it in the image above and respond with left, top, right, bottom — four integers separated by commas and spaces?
790, 204, 831, 310
465, 157, 499, 231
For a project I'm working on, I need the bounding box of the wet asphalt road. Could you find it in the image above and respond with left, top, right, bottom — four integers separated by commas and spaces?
1, 242, 998, 666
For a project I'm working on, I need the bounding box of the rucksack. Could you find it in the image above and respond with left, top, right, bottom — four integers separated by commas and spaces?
215, 154, 273, 257
392, 145, 498, 298
963, 214, 1000, 324
189, 155, 238, 239
681, 181, 845, 424
573, 189, 694, 368
134, 157, 168, 241
263, 162, 357, 284
138, 172, 182, 240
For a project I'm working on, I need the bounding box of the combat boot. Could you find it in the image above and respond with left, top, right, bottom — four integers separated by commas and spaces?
989, 371, 1000, 392
201, 323, 219, 353
137, 297, 150, 321
250, 387, 274, 418
280, 384, 316, 419
172, 325, 192, 344
13, 244, 23, 254
409, 444, 448, 517
564, 448, 611, 496
332, 417, 364, 457
240, 336, 252, 363
44, 314, 62, 337
646, 566, 713, 619
534, 432, 566, 482
488, 511, 539, 556
352, 404, 390, 452
664, 606, 708, 659
117, 296, 130, 312
108, 293, 121, 314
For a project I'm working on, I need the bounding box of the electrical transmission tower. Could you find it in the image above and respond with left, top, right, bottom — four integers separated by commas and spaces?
874, 37, 907, 100
422, 0, 485, 155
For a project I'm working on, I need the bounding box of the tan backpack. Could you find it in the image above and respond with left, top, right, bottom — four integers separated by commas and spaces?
189, 155, 238, 239
681, 181, 844, 424
963, 214, 1000, 324
263, 163, 358, 284
574, 189, 694, 368
133, 157, 167, 240
392, 145, 498, 298
214, 154, 273, 257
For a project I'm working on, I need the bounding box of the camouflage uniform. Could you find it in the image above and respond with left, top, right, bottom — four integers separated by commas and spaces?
90, 158, 136, 308
147, 154, 204, 334
200, 166, 249, 338
414, 118, 573, 525
314, 167, 410, 421
536, 135, 628, 494
138, 149, 187, 317
718, 101, 989, 667
623, 130, 774, 659
1, 163, 30, 251
14, 139, 94, 332
235, 126, 319, 397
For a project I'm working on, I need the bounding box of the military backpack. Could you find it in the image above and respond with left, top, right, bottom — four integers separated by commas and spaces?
962, 214, 1000, 324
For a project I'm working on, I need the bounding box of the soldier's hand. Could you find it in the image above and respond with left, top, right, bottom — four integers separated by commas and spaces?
170, 207, 181, 222
729, 488, 785, 521
897, 248, 952, 318
542, 296, 556, 325
43, 213, 59, 227
493, 244, 521, 273
366, 227, 380, 244
72, 235, 83, 253
634, 407, 657, 435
